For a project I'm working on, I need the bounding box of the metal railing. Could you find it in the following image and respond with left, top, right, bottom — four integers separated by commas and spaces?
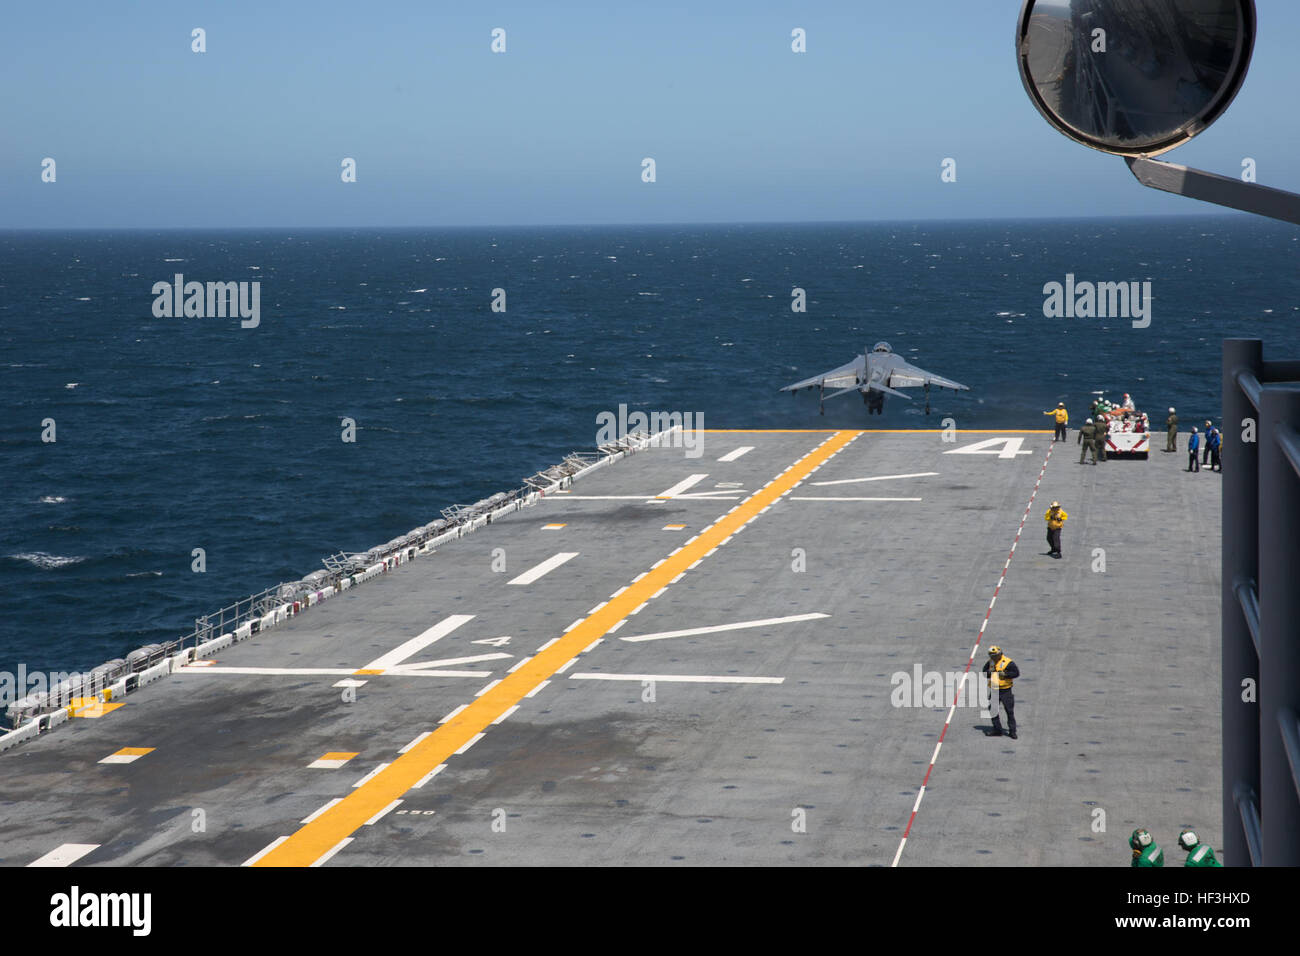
1222, 339, 1300, 866
5, 428, 662, 731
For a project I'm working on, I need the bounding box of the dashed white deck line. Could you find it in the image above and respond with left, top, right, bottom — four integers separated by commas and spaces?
893, 440, 1054, 868
333, 678, 367, 688
629, 602, 648, 615
607, 619, 627, 633
556, 659, 578, 674
360, 614, 476, 671
455, 732, 485, 755
364, 800, 403, 826
811, 471, 939, 486
475, 679, 501, 697
492, 704, 520, 725
399, 732, 431, 754
439, 704, 468, 723
412, 764, 447, 789
537, 638, 559, 652
182, 666, 489, 678
563, 619, 584, 633
525, 680, 551, 698
310, 837, 354, 868
620, 612, 829, 643
508, 552, 579, 586
588, 602, 607, 615
650, 587, 668, 600
242, 837, 288, 867
790, 496, 922, 502
507, 656, 533, 673
718, 446, 754, 462
581, 637, 604, 654
302, 798, 343, 824
569, 673, 784, 685
670, 572, 685, 584
352, 763, 391, 788
27, 843, 99, 868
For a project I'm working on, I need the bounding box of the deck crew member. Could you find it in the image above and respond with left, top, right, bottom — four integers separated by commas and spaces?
1165, 407, 1178, 452
1044, 402, 1068, 441
1044, 501, 1067, 558
1188, 427, 1201, 472
1202, 420, 1215, 466
1078, 418, 1098, 464
1130, 829, 1164, 867
983, 645, 1019, 739
1121, 392, 1135, 411
1094, 417, 1108, 462
1207, 422, 1222, 471
1178, 829, 1222, 867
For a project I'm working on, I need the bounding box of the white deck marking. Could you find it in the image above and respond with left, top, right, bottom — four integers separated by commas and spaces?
790, 496, 922, 502
493, 704, 520, 725
620, 612, 829, 643
569, 673, 784, 685
474, 679, 501, 697
412, 764, 447, 789
524, 680, 551, 698
440, 704, 467, 723
309, 837, 354, 867
550, 494, 737, 501
508, 552, 579, 585
391, 653, 510, 671
361, 614, 476, 671
399, 732, 432, 753
718, 446, 754, 462
352, 763, 391, 788
182, 666, 490, 678
27, 843, 99, 867
455, 732, 485, 755
242, 837, 289, 867
302, 798, 343, 823
364, 800, 403, 825
811, 471, 939, 486
655, 474, 708, 498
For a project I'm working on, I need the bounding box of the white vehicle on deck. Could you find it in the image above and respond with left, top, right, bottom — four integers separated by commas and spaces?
1098, 408, 1150, 459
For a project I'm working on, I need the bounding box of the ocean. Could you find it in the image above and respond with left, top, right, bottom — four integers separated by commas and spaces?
2, 216, 1296, 679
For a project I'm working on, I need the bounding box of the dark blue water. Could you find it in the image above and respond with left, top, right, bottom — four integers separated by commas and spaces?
2, 217, 1296, 677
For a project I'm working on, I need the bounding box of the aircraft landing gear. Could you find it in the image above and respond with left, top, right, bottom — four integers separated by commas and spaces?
924, 382, 931, 416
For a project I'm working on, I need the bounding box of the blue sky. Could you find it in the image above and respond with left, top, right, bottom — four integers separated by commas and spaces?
2, 0, 1297, 227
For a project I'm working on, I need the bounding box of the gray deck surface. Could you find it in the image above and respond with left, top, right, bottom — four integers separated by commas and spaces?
0, 428, 1222, 867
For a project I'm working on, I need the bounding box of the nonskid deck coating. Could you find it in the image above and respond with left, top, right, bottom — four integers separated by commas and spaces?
0, 429, 1221, 866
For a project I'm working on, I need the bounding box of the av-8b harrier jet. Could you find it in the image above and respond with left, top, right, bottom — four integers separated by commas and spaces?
782, 341, 970, 415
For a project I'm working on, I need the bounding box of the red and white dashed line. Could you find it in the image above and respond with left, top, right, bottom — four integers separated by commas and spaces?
890, 440, 1054, 867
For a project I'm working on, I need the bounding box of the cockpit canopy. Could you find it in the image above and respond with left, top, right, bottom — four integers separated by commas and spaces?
871, 342, 892, 354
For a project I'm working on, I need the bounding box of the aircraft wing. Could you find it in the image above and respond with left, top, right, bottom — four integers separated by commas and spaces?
781, 358, 861, 392
886, 358, 970, 392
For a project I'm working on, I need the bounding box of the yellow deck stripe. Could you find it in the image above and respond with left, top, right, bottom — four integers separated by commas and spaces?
254, 429, 859, 866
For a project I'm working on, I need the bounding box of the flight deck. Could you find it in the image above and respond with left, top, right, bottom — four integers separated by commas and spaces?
0, 429, 1222, 867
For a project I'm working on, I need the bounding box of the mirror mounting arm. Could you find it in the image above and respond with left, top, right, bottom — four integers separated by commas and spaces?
1125, 156, 1300, 227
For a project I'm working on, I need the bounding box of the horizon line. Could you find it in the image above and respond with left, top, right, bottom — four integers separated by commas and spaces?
0, 211, 1252, 233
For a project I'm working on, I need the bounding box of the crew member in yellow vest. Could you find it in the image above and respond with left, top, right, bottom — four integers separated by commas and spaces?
1043, 402, 1069, 441
983, 645, 1020, 739
1044, 501, 1067, 559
